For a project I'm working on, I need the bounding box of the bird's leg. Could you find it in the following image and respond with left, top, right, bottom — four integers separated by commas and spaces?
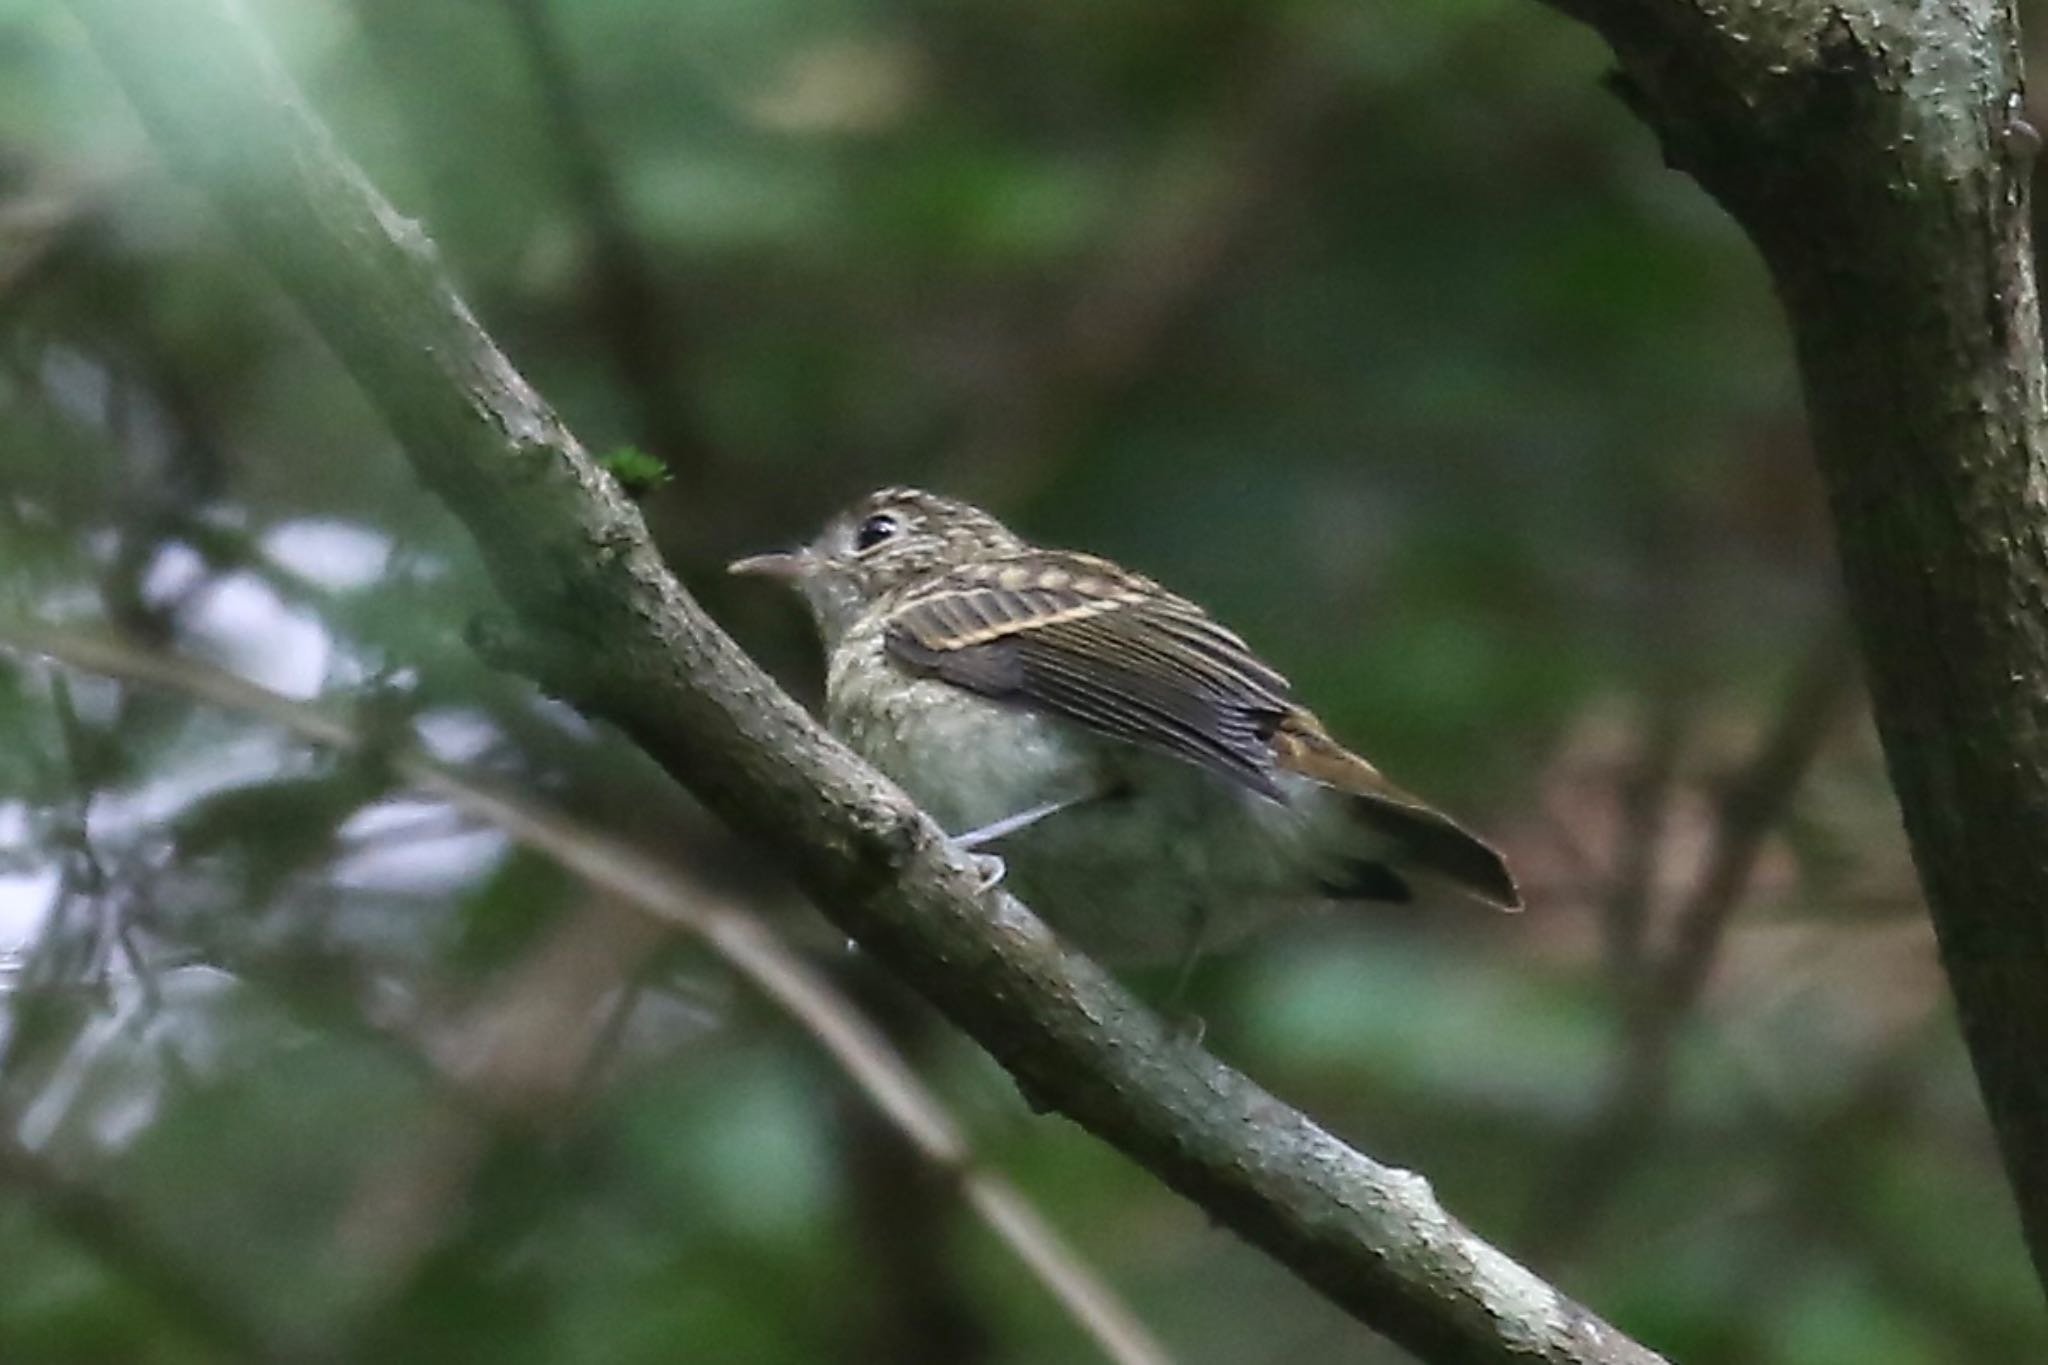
953, 795, 1086, 850
952, 793, 1095, 892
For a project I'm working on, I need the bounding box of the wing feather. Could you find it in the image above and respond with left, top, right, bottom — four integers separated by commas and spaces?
883, 553, 1290, 796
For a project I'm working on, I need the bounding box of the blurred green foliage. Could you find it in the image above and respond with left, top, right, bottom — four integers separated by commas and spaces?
0, 0, 2042, 1362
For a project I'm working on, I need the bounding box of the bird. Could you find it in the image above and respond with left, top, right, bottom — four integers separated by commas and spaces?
730, 486, 1519, 969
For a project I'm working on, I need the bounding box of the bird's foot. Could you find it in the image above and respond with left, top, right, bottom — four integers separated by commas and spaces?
967, 851, 1006, 892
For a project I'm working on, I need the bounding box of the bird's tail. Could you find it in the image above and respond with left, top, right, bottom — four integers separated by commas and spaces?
1271, 710, 1521, 911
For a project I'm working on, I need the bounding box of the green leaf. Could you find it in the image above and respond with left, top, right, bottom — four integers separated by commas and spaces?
598, 446, 672, 497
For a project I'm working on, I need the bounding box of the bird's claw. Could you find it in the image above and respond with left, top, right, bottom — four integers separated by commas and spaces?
969, 851, 1006, 892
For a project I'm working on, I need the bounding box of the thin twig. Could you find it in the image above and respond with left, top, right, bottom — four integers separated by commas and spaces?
1646, 636, 1860, 1018
497, 0, 718, 486
1527, 633, 1859, 1257
327, 895, 669, 1307
1601, 694, 1687, 986
827, 973, 994, 1364
3, 624, 1173, 1365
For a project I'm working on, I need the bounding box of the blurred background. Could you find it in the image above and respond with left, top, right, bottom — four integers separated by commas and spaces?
2, 1, 2045, 1362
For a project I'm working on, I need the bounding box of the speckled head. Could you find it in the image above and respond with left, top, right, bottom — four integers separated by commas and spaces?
729, 487, 1024, 644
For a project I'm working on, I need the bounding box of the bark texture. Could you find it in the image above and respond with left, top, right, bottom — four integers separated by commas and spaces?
1544, 0, 2048, 1295
62, 0, 1666, 1361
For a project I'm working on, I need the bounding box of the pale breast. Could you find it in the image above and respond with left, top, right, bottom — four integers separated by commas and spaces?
825, 622, 1102, 833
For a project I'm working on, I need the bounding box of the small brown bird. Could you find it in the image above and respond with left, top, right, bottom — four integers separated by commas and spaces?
732, 487, 1518, 966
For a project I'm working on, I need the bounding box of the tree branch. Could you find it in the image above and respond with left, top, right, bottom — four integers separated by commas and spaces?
58, 2, 1667, 1359
1530, 635, 1858, 1257
1533, 0, 2048, 1299
496, 0, 721, 487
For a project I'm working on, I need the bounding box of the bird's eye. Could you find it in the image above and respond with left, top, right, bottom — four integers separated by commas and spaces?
854, 513, 900, 552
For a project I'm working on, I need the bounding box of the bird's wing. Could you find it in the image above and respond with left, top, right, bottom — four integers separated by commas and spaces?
882, 552, 1294, 797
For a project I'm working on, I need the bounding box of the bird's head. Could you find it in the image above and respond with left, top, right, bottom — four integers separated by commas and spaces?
729, 487, 1023, 644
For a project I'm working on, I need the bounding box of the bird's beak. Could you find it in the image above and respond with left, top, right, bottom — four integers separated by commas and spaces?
727, 549, 811, 580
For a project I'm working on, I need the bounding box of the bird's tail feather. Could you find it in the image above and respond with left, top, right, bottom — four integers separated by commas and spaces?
1272, 710, 1521, 911
1341, 792, 1520, 910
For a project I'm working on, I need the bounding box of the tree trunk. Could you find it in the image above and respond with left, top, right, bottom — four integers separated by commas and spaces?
1546, 0, 2048, 1298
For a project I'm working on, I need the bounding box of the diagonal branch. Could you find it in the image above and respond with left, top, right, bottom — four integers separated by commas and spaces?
56, 2, 1667, 1360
